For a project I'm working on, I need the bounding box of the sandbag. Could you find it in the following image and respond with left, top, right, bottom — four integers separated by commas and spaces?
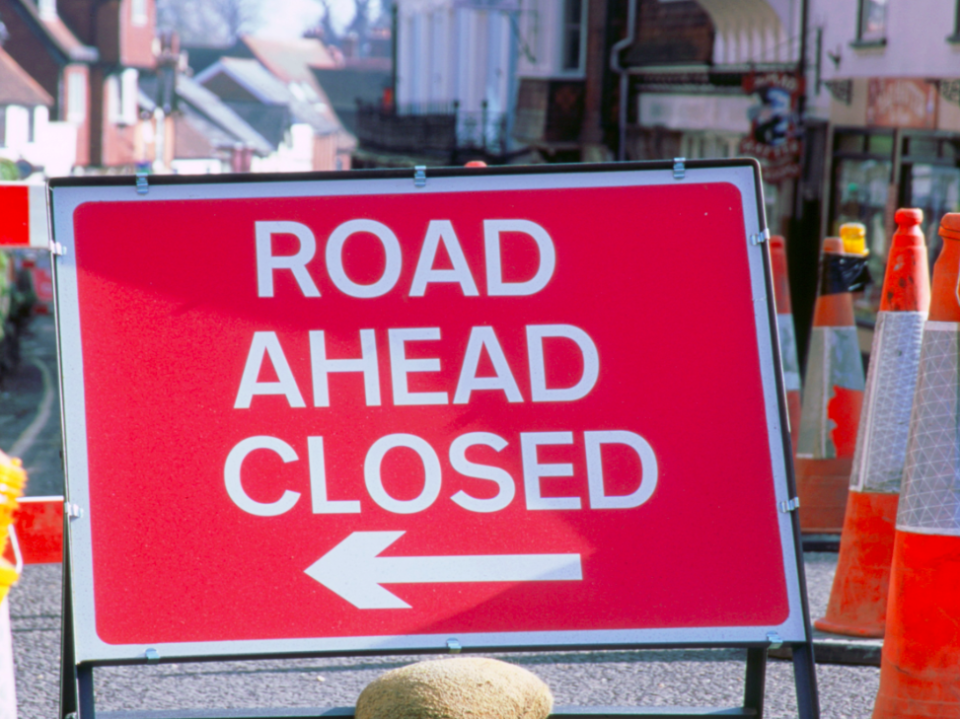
356, 657, 553, 719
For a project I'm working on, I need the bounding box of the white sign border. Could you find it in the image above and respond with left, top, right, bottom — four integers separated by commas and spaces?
51, 164, 807, 663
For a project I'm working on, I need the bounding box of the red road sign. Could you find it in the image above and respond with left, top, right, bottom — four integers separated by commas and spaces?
52, 165, 806, 662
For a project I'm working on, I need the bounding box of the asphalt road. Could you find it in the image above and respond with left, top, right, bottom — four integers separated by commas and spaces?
4, 315, 881, 719
11, 555, 878, 719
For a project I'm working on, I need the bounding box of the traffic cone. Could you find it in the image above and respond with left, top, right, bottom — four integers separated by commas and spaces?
872, 212, 960, 719
795, 225, 870, 533
770, 235, 802, 453
815, 209, 930, 638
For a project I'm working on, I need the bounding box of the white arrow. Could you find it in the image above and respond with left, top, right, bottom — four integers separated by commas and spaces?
305, 531, 583, 609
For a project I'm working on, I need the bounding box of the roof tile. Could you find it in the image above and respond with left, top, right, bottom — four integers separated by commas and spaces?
0, 45, 54, 106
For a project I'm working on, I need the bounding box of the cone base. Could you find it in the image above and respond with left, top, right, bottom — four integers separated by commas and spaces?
795, 456, 851, 533
873, 531, 960, 719
874, 696, 960, 719
813, 617, 884, 638
814, 490, 898, 638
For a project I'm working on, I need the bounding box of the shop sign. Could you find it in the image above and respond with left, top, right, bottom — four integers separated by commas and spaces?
739, 72, 804, 183
866, 79, 937, 130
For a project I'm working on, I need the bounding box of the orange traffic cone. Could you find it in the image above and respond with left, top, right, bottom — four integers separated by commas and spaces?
770, 235, 802, 453
872, 212, 960, 719
815, 209, 930, 638
795, 224, 871, 533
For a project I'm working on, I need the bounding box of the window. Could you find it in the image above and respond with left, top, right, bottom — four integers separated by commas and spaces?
856, 0, 887, 43
906, 164, 960, 266
131, 0, 148, 27
106, 70, 138, 126
3, 106, 29, 149
29, 106, 48, 145
121, 69, 139, 125
561, 0, 586, 72
67, 71, 86, 124
833, 158, 891, 321
901, 133, 960, 264
831, 129, 896, 322
950, 1, 960, 42
106, 75, 121, 124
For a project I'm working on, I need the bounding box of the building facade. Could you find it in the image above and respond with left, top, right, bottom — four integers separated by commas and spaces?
54, 0, 158, 169
808, 0, 960, 324
388, 0, 521, 163
0, 0, 96, 169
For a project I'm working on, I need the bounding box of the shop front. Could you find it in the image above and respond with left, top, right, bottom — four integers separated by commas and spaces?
825, 78, 960, 330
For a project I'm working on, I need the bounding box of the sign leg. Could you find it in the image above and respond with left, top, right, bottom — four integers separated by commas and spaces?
792, 641, 820, 719
76, 664, 95, 719
743, 647, 767, 719
59, 517, 78, 719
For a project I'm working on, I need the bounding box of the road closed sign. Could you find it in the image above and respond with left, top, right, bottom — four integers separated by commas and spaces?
51, 163, 807, 663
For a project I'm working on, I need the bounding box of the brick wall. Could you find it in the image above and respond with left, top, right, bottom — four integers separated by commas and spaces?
623, 0, 714, 67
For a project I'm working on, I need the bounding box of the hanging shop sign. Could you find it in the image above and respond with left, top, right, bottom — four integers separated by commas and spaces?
739, 72, 804, 182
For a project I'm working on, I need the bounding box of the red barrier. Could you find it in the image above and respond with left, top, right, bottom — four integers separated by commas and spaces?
6, 497, 63, 564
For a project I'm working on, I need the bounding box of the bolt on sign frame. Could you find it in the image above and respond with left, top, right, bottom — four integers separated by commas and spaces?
49, 161, 819, 719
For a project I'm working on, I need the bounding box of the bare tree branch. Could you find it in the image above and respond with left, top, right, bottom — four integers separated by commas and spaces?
157, 0, 262, 45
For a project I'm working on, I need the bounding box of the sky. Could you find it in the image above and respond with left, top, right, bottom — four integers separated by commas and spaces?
257, 0, 385, 39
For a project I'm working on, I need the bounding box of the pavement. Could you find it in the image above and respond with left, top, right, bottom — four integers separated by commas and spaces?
4, 315, 883, 719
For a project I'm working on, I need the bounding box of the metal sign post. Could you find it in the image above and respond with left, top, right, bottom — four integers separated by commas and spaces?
50, 161, 818, 719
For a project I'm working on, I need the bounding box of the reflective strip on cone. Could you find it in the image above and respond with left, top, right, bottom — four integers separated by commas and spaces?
850, 311, 927, 494
797, 325, 865, 459
777, 313, 801, 392
778, 312, 802, 453
898, 321, 960, 537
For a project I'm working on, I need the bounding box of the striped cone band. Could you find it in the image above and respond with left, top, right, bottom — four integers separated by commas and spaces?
777, 313, 801, 394
796, 325, 865, 459
769, 236, 801, 450
898, 321, 960, 536
849, 310, 927, 493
